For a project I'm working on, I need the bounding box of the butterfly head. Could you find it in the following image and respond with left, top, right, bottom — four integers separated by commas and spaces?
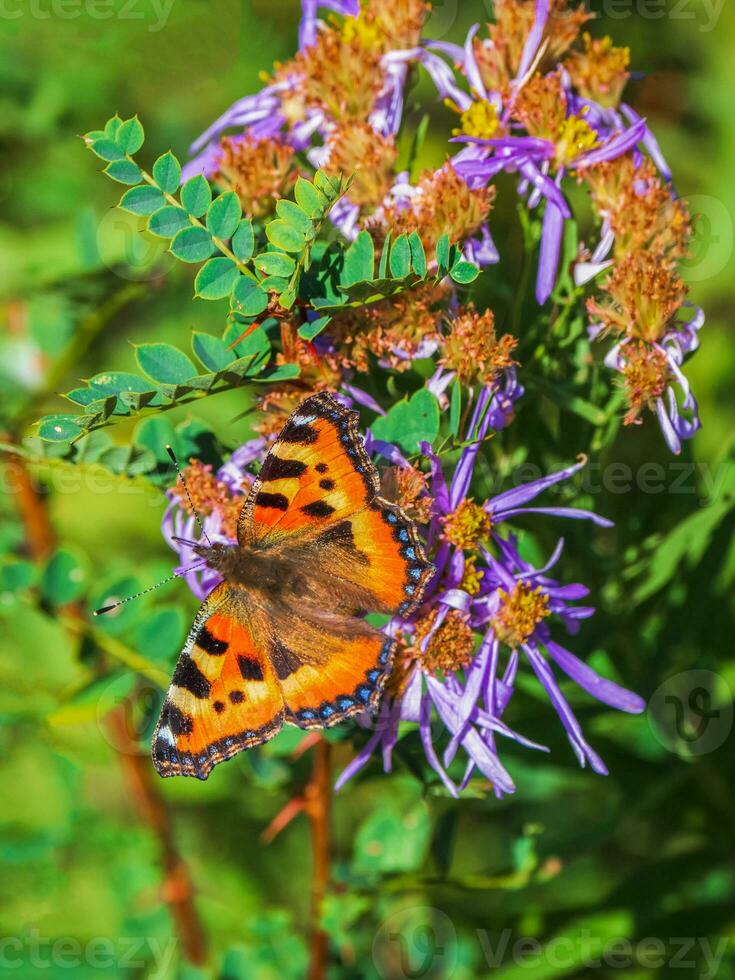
191, 541, 240, 576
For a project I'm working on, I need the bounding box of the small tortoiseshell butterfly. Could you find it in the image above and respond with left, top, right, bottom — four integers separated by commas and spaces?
152, 392, 433, 779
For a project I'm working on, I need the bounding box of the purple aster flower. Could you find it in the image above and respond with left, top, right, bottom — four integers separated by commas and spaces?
601, 306, 704, 455
452, 115, 647, 303
471, 535, 645, 776
338, 384, 619, 795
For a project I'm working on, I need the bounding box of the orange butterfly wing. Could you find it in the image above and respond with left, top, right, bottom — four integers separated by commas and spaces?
152, 584, 284, 779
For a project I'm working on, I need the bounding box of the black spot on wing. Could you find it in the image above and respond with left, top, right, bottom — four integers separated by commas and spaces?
320, 519, 354, 547
315, 463, 328, 473
280, 421, 318, 444
319, 478, 335, 491
301, 500, 335, 519
229, 690, 245, 704
260, 455, 308, 480
162, 702, 193, 736
237, 656, 264, 681
213, 700, 225, 714
172, 656, 211, 699
195, 625, 228, 655
255, 491, 289, 511
270, 639, 302, 680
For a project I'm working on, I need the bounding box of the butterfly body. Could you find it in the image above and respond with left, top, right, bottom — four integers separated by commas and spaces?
153, 393, 433, 779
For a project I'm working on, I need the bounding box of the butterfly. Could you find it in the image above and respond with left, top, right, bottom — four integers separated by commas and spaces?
152, 391, 434, 779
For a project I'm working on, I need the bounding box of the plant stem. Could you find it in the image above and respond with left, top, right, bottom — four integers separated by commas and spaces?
305, 739, 332, 980
108, 706, 207, 966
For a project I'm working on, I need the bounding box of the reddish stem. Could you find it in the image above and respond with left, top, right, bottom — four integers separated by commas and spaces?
305, 739, 332, 980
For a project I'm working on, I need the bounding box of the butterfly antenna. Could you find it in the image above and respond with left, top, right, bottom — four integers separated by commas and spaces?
93, 560, 208, 616
165, 444, 212, 547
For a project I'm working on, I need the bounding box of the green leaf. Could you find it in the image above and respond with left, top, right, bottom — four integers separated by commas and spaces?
148, 205, 190, 239
89, 372, 151, 395
371, 388, 440, 453
342, 231, 375, 286
436, 233, 450, 271
41, 549, 88, 606
252, 362, 300, 383
104, 115, 122, 139
134, 607, 185, 662
170, 225, 215, 263
353, 802, 431, 874
65, 387, 102, 406
192, 331, 237, 372
180, 174, 212, 217
450, 259, 480, 284
38, 415, 82, 443
0, 559, 36, 594
254, 251, 296, 277
86, 137, 125, 162
223, 322, 271, 363
231, 219, 254, 261
408, 231, 427, 277
231, 277, 269, 317
265, 219, 306, 253
104, 160, 142, 185
450, 379, 462, 437
298, 315, 331, 341
116, 116, 144, 155
135, 343, 197, 384
275, 199, 314, 236
314, 168, 340, 200
206, 191, 242, 240
133, 416, 177, 463
294, 176, 325, 217
194, 257, 240, 299
378, 230, 392, 279
152, 150, 181, 193
118, 184, 165, 216
389, 234, 411, 278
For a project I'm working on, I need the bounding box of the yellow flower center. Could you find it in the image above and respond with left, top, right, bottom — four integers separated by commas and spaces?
454, 100, 500, 140
442, 499, 492, 550
555, 111, 600, 167
341, 15, 382, 49
460, 554, 485, 597
492, 581, 551, 649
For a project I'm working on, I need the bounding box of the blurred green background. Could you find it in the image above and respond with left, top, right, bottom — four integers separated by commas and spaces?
1, 1, 734, 977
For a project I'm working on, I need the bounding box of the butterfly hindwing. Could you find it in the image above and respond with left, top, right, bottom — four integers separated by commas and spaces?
262, 608, 398, 728
152, 583, 284, 779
